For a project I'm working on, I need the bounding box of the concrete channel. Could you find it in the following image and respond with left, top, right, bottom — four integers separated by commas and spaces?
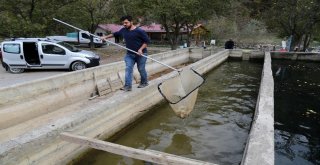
0, 48, 228, 164
230, 50, 320, 165
3, 48, 315, 165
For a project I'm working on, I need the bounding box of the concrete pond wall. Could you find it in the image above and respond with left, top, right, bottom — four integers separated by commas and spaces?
225, 49, 320, 165
0, 49, 190, 130
271, 51, 320, 61
229, 49, 320, 62
241, 52, 274, 165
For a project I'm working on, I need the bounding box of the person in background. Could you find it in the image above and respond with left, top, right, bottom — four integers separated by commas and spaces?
225, 39, 235, 49
101, 15, 150, 91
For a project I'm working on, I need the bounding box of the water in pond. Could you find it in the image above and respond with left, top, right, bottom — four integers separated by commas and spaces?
273, 60, 320, 165
73, 61, 262, 165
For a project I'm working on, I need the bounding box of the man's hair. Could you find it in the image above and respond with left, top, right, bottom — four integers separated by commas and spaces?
120, 15, 133, 22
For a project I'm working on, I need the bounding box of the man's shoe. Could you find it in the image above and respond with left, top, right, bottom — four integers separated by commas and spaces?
120, 86, 132, 91
137, 83, 149, 88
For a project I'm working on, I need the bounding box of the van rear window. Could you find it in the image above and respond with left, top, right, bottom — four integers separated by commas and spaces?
57, 42, 80, 52
3, 44, 20, 54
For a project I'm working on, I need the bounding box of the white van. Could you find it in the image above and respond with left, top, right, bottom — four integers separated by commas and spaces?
47, 31, 105, 47
1, 38, 100, 73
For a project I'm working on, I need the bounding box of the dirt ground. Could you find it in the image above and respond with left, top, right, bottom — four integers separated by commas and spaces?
0, 46, 171, 88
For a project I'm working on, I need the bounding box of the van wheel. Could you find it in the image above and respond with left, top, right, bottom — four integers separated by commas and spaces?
9, 68, 25, 74
71, 61, 86, 71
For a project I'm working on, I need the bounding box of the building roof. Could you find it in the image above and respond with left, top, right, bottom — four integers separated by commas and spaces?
98, 24, 122, 33
97, 23, 206, 34
140, 24, 165, 33
98, 23, 166, 33
191, 24, 209, 35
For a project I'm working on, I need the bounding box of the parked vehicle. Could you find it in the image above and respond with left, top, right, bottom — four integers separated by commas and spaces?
1, 38, 100, 73
47, 31, 105, 47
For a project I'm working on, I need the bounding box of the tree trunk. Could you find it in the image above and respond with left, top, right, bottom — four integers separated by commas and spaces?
186, 25, 193, 47
171, 23, 181, 50
90, 35, 95, 49
166, 30, 178, 50
89, 23, 96, 49
163, 26, 176, 50
170, 34, 178, 50
302, 34, 311, 51
186, 33, 191, 47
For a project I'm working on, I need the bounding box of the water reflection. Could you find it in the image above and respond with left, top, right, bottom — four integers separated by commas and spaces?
273, 60, 320, 165
74, 61, 262, 165
163, 133, 193, 155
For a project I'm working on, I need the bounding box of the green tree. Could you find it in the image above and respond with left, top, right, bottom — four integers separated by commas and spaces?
110, 0, 230, 49
0, 0, 111, 49
253, 0, 320, 51
148, 0, 189, 49
182, 0, 227, 47
109, 0, 145, 22
0, 0, 78, 37
243, 0, 273, 18
65, 0, 111, 48
206, 0, 264, 45
151, 0, 233, 49
48, 0, 111, 48
313, 23, 320, 43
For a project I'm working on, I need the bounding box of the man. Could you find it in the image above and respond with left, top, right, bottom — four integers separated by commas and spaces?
225, 39, 235, 49
101, 15, 150, 91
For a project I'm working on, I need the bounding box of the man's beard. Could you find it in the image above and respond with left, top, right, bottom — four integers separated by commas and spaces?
125, 24, 132, 29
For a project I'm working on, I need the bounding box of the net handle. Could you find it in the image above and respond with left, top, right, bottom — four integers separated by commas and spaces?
53, 18, 178, 72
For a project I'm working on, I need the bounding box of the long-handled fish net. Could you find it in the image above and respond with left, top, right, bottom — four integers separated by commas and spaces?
53, 18, 205, 118
158, 68, 204, 118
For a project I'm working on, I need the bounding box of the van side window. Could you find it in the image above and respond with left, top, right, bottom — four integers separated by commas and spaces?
3, 44, 20, 54
42, 44, 65, 55
81, 33, 90, 39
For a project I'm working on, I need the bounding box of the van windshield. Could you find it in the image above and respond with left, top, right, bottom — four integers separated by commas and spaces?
57, 42, 80, 52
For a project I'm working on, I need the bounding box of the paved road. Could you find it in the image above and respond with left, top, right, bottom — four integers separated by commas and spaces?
0, 68, 66, 88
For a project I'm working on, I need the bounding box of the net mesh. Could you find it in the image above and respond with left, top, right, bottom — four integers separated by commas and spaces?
158, 69, 204, 118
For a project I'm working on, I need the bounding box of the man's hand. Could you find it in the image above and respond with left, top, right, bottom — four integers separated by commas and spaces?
100, 34, 113, 41
137, 43, 147, 56
137, 49, 143, 56
100, 36, 107, 41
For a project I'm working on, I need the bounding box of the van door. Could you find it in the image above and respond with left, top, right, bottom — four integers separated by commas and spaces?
23, 42, 41, 66
79, 32, 90, 44
38, 42, 69, 68
2, 42, 26, 68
